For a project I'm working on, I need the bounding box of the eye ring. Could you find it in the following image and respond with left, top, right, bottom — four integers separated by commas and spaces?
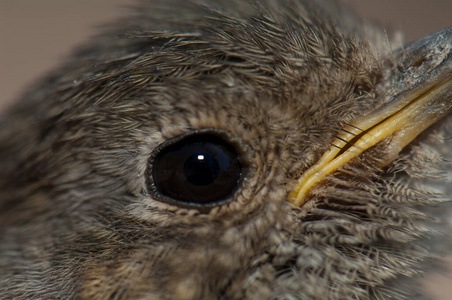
147, 129, 246, 210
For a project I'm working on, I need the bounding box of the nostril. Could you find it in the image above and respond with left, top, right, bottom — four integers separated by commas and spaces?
411, 56, 426, 68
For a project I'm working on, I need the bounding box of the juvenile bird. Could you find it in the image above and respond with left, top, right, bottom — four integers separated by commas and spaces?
0, 0, 451, 299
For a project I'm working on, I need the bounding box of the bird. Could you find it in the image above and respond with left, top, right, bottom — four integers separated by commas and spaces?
0, 0, 451, 299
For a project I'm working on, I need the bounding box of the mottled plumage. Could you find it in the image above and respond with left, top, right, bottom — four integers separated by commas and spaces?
0, 0, 451, 299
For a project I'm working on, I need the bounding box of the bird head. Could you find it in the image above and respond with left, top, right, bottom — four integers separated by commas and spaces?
0, 0, 451, 299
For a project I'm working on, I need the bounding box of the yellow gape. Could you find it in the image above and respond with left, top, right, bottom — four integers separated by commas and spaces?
289, 72, 452, 207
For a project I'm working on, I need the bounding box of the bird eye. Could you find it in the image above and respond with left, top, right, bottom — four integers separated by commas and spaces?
148, 133, 243, 207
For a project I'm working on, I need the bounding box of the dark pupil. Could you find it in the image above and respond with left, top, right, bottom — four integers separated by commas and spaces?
150, 134, 242, 207
184, 153, 219, 186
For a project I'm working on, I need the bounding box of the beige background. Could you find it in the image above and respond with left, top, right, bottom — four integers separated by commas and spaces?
0, 0, 451, 298
1, 0, 451, 108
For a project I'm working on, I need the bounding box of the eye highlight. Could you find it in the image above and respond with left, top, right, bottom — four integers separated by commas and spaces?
148, 133, 243, 208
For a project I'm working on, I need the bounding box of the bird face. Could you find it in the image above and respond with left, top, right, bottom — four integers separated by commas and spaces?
0, 0, 450, 299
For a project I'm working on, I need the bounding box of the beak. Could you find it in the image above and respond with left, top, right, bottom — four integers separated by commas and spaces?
289, 27, 452, 207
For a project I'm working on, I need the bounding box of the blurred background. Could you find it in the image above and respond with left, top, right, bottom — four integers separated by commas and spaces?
1, 0, 451, 109
0, 0, 451, 298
